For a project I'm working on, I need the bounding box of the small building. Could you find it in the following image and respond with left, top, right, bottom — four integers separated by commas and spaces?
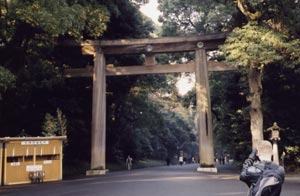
0, 136, 66, 185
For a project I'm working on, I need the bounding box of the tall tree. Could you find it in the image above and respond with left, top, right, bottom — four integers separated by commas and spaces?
221, 0, 300, 146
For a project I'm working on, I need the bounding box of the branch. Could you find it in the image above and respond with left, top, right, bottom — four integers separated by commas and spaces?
187, 7, 197, 29
236, 0, 262, 21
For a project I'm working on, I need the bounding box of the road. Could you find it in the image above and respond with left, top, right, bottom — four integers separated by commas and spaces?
0, 164, 299, 196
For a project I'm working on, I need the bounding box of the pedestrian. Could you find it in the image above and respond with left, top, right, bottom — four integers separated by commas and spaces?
221, 156, 225, 165
218, 156, 224, 165
126, 155, 133, 171
179, 156, 183, 166
183, 157, 187, 165
166, 157, 171, 166
224, 154, 228, 164
240, 140, 285, 196
191, 156, 195, 163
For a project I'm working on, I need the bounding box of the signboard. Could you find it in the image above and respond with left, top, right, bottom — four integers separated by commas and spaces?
10, 162, 20, 166
21, 141, 49, 145
26, 165, 43, 172
43, 160, 52, 164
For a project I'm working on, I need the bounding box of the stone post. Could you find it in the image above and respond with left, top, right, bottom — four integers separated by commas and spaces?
265, 122, 283, 165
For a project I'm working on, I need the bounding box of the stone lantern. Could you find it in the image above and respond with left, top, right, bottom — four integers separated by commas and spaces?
265, 122, 283, 165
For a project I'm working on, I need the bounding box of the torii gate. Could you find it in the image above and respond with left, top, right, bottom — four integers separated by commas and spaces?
65, 33, 233, 175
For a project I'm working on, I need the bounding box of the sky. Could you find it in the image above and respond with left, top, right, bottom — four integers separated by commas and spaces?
176, 74, 195, 95
140, 0, 161, 25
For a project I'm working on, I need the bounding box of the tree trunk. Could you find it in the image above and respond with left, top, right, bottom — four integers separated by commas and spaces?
247, 64, 264, 147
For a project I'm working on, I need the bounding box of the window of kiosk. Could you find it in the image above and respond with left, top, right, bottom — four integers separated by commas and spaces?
24, 155, 33, 162
36, 154, 60, 161
7, 156, 22, 163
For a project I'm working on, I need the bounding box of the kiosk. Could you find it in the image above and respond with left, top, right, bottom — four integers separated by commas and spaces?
0, 136, 66, 185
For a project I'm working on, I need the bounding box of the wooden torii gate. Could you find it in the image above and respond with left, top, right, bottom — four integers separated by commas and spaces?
65, 33, 233, 175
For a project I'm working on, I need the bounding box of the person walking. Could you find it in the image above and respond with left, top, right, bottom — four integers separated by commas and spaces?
179, 156, 183, 166
126, 155, 133, 171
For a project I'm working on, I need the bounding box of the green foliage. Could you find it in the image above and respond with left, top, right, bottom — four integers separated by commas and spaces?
42, 108, 67, 136
221, 22, 300, 69
85, 6, 110, 38
5, 0, 109, 39
42, 113, 57, 136
100, 0, 154, 39
0, 66, 16, 96
158, 0, 238, 35
284, 146, 300, 171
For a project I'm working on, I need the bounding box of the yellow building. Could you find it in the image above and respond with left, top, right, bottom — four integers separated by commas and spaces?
0, 136, 66, 185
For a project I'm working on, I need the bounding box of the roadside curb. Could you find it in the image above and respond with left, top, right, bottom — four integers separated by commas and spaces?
285, 174, 300, 182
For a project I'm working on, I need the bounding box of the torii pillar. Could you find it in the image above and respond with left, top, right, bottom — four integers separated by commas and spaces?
86, 48, 107, 175
195, 48, 216, 172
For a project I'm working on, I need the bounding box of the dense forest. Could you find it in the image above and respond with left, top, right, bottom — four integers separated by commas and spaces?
1, 0, 300, 174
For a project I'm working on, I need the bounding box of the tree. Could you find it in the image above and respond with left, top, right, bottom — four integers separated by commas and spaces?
0, 66, 16, 99
221, 0, 300, 146
42, 108, 67, 136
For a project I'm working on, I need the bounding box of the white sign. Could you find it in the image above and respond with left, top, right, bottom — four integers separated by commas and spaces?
11, 162, 20, 166
43, 160, 52, 164
21, 141, 49, 145
26, 165, 43, 172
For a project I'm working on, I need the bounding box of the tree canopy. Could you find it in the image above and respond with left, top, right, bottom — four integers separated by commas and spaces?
158, 0, 239, 36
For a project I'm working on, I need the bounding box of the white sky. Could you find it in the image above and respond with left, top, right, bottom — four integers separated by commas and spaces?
176, 74, 195, 96
140, 0, 161, 25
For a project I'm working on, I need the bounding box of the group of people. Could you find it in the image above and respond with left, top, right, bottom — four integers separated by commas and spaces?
216, 153, 229, 165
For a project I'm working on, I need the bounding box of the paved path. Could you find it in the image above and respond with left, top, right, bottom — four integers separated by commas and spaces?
0, 164, 299, 196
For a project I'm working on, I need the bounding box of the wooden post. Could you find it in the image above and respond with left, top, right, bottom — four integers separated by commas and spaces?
87, 48, 107, 175
195, 49, 216, 172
